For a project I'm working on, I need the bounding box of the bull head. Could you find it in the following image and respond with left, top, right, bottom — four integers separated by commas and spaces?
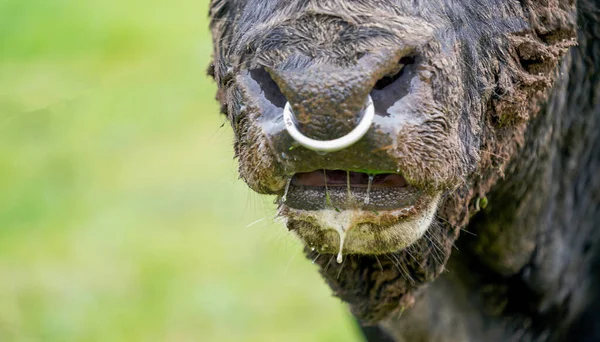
208, 0, 593, 333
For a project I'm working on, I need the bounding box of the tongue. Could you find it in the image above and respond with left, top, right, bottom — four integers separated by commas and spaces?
292, 170, 407, 188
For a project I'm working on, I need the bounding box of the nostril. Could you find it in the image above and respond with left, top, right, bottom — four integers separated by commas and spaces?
373, 69, 405, 90
249, 67, 287, 108
372, 56, 416, 91
399, 56, 416, 65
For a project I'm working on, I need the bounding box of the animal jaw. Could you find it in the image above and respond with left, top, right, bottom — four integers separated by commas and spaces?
281, 190, 442, 258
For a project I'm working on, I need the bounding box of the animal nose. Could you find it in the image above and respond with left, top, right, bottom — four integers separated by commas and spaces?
282, 94, 375, 152
267, 51, 410, 152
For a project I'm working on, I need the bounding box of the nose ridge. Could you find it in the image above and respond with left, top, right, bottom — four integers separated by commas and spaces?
268, 50, 407, 141
271, 64, 371, 141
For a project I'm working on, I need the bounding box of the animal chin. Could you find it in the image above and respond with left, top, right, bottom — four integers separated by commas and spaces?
278, 170, 442, 259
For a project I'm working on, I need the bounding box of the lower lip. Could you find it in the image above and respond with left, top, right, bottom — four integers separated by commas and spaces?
281, 184, 422, 211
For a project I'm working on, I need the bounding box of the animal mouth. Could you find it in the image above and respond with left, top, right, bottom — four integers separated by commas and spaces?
284, 170, 421, 211
293, 170, 407, 188
280, 169, 441, 259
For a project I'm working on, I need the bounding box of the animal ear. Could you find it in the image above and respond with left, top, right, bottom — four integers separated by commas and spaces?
490, 0, 576, 127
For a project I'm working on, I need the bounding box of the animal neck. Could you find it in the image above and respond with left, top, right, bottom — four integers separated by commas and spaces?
463, 2, 599, 335
382, 3, 600, 340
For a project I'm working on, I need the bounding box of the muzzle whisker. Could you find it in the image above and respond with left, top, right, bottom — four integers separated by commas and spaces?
281, 177, 292, 203
374, 255, 384, 274
404, 247, 425, 270
423, 229, 442, 262
385, 254, 404, 280
423, 228, 445, 265
324, 255, 335, 273
391, 252, 415, 284
245, 216, 270, 228
311, 252, 321, 264
336, 256, 347, 280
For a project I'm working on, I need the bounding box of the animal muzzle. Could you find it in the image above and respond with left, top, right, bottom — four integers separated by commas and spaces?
240, 49, 423, 177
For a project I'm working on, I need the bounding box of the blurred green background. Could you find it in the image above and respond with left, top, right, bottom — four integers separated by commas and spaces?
0, 0, 361, 340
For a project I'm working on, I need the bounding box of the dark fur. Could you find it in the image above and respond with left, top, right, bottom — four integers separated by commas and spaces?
209, 0, 599, 341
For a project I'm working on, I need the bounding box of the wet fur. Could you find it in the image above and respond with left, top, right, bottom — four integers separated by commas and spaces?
209, 0, 599, 341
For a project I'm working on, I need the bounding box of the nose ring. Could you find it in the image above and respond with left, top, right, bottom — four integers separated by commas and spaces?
283, 95, 375, 153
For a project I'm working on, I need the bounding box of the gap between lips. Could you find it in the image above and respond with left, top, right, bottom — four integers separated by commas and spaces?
291, 170, 408, 188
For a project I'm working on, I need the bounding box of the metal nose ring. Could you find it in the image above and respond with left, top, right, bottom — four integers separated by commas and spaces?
282, 95, 375, 153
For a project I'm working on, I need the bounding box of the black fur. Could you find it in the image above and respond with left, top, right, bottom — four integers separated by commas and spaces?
209, 0, 600, 341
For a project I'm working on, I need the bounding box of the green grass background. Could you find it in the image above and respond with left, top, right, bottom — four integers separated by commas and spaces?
0, 0, 362, 340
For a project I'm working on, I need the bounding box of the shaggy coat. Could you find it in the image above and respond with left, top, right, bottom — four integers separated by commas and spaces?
209, 0, 600, 340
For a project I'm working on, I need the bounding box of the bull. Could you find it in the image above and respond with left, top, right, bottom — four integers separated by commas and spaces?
208, 0, 600, 341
